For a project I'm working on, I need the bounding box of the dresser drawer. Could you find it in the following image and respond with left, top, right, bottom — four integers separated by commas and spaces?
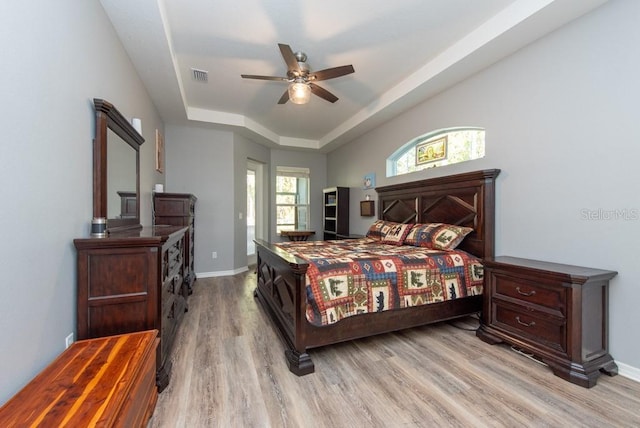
162, 277, 175, 310
162, 240, 184, 281
492, 272, 566, 315
161, 300, 178, 359
163, 273, 183, 295
155, 198, 190, 216
168, 239, 183, 269
155, 216, 188, 227
494, 302, 566, 353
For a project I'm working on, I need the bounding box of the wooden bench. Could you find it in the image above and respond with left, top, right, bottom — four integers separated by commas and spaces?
0, 330, 158, 427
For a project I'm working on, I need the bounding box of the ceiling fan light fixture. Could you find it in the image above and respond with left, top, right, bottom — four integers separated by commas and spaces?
241, 43, 354, 105
288, 80, 311, 104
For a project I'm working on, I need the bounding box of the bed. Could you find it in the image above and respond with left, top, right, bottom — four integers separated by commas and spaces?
254, 169, 500, 375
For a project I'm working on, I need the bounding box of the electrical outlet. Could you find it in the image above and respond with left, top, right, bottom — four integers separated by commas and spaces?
65, 332, 74, 349
212, 252, 217, 259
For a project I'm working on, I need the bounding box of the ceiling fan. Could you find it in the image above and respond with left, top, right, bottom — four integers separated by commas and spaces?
241, 43, 355, 105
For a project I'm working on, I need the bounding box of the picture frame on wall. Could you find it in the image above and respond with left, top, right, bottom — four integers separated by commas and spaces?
363, 173, 375, 189
155, 129, 164, 173
416, 136, 447, 165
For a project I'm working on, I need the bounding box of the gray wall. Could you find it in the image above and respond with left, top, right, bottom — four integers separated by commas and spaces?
0, 1, 164, 404
328, 0, 640, 374
165, 125, 271, 274
165, 125, 234, 274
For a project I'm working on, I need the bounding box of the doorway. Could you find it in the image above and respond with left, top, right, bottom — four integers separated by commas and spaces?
247, 160, 264, 266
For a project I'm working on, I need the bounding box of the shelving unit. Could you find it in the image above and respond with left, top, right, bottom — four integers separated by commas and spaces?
323, 187, 349, 240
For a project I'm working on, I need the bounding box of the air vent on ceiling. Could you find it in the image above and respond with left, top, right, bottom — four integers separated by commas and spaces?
191, 68, 208, 82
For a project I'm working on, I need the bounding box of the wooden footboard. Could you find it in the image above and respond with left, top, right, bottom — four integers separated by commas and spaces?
254, 239, 314, 375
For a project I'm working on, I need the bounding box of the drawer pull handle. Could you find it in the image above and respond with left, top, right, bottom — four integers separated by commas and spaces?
516, 287, 536, 297
515, 316, 535, 328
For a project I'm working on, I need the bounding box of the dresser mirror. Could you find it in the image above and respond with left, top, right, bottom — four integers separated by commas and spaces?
93, 98, 144, 232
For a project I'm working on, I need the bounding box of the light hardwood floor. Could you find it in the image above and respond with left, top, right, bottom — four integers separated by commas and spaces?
149, 271, 640, 427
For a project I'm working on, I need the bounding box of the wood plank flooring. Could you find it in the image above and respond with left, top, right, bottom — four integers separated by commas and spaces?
149, 271, 640, 427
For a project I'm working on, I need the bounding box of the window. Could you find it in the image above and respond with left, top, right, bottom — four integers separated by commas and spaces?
387, 127, 485, 177
276, 166, 310, 234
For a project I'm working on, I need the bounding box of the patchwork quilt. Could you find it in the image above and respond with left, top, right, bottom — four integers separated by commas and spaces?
275, 238, 484, 326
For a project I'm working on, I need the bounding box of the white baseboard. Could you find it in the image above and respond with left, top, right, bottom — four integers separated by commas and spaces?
196, 266, 249, 278
617, 361, 640, 383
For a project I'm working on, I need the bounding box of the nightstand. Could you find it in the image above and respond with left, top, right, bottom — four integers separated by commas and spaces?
476, 256, 617, 388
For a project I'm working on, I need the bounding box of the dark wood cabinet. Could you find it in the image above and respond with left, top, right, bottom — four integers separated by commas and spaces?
476, 256, 617, 388
153, 193, 197, 292
74, 225, 188, 392
323, 187, 349, 240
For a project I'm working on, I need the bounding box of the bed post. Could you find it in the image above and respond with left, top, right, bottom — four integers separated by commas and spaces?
478, 168, 499, 259
285, 261, 314, 375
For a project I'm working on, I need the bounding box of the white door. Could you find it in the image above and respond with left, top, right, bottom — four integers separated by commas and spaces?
247, 160, 264, 266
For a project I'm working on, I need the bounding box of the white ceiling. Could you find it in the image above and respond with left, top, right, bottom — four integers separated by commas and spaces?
100, 0, 607, 152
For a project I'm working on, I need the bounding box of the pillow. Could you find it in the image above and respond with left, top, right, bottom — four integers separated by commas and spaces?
365, 220, 386, 241
404, 223, 473, 251
380, 222, 414, 246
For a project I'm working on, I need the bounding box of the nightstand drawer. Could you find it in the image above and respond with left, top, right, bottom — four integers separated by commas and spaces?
494, 303, 566, 352
493, 273, 566, 314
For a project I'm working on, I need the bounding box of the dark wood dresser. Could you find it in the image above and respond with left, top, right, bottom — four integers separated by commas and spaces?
154, 192, 197, 292
0, 330, 158, 427
476, 256, 618, 388
74, 226, 188, 391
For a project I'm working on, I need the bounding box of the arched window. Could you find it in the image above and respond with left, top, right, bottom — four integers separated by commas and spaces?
387, 127, 485, 177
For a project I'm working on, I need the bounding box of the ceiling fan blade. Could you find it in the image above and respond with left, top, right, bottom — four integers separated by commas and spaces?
309, 83, 338, 103
241, 74, 288, 81
277, 90, 289, 104
309, 65, 355, 82
278, 43, 302, 76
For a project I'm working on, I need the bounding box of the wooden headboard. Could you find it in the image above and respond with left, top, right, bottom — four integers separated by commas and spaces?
375, 169, 500, 259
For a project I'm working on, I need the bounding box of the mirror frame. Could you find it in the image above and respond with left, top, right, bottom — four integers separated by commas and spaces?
93, 98, 144, 231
